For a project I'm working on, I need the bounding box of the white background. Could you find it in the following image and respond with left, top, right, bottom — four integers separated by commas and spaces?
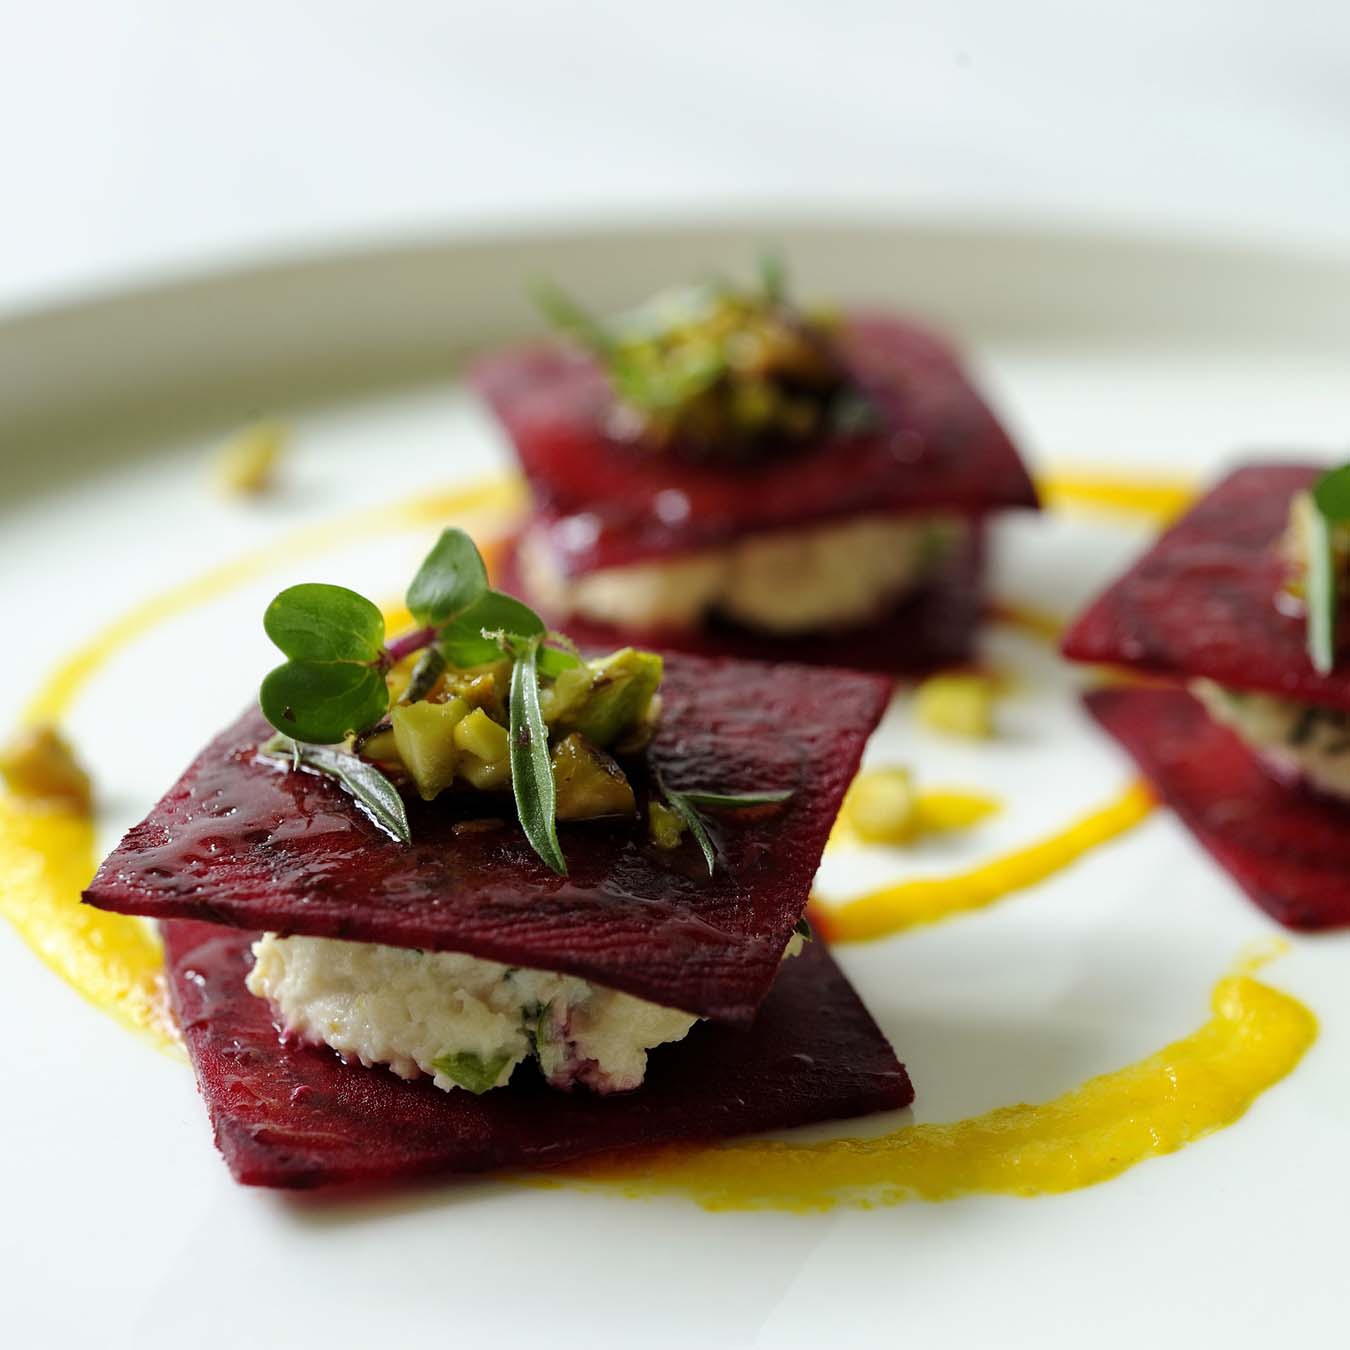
4, 0, 1350, 314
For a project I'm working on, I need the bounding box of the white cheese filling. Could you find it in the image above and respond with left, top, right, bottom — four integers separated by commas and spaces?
521, 513, 963, 635
246, 933, 702, 1095
1191, 678, 1350, 800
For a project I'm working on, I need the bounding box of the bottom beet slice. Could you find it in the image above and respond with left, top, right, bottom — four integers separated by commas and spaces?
1085, 687, 1350, 930
496, 526, 983, 676
164, 921, 913, 1189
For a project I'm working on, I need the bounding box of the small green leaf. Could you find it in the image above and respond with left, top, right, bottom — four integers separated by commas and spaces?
1313, 465, 1350, 522
678, 789, 793, 810
405, 528, 489, 628
260, 733, 411, 844
260, 661, 390, 744
264, 584, 385, 663
1307, 465, 1350, 676
430, 1049, 514, 1095
660, 787, 717, 877
509, 635, 566, 875
793, 917, 813, 942
536, 643, 583, 678
437, 590, 546, 668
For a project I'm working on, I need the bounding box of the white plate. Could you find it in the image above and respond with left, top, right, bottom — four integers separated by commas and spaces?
2, 220, 1348, 1350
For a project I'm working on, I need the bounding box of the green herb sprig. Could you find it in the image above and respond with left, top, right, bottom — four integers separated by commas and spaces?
259, 528, 580, 870
1306, 465, 1350, 675
657, 780, 793, 876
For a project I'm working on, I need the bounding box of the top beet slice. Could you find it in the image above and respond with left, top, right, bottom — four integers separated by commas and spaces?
85, 653, 889, 1023
1063, 463, 1350, 710
471, 313, 1037, 577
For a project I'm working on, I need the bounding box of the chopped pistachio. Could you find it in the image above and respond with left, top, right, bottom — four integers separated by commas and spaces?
452, 707, 511, 789
551, 733, 636, 820
648, 800, 687, 850
0, 725, 92, 811
841, 767, 919, 844
391, 697, 469, 800
560, 648, 663, 749
915, 673, 997, 739
215, 420, 285, 495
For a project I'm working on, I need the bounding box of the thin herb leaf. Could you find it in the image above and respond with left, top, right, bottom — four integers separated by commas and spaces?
430, 1049, 513, 1094
758, 251, 787, 305
678, 788, 793, 810
793, 917, 813, 942
509, 635, 566, 875
531, 278, 615, 356
405, 528, 489, 627
404, 644, 447, 703
260, 733, 410, 843
264, 584, 385, 663
259, 661, 390, 744
660, 787, 717, 876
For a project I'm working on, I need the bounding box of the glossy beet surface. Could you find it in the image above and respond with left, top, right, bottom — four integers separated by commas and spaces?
472, 313, 1037, 577
163, 921, 913, 1189
495, 527, 984, 674
1064, 463, 1350, 710
85, 655, 890, 1022
1086, 687, 1350, 930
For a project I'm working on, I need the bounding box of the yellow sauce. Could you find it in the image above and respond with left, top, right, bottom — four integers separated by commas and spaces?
815, 781, 1156, 941
5, 478, 522, 1037
990, 600, 1067, 644
556, 952, 1316, 1212
828, 781, 999, 849
1037, 470, 1196, 526
0, 797, 178, 1049
24, 477, 523, 726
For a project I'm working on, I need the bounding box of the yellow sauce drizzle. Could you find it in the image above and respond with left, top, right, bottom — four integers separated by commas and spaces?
555, 953, 1316, 1212
0, 797, 178, 1049
828, 785, 999, 849
4, 478, 522, 1040
24, 477, 523, 726
814, 781, 1156, 941
990, 600, 1067, 644
1037, 470, 1196, 526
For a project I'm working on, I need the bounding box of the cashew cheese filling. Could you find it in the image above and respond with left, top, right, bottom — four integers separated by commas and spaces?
521, 513, 965, 635
1191, 678, 1350, 800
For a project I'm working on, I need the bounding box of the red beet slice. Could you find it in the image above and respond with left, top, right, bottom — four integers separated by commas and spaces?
471, 313, 1037, 577
493, 526, 984, 674
1085, 686, 1350, 930
163, 920, 913, 1189
86, 654, 890, 1023
1064, 463, 1350, 710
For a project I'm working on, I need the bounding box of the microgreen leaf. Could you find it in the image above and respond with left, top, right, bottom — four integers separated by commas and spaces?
794, 917, 813, 942
264, 584, 385, 663
437, 590, 546, 668
677, 789, 793, 810
260, 661, 390, 745
260, 733, 411, 844
508, 634, 567, 875
430, 1049, 513, 1094
1307, 466, 1350, 675
405, 528, 489, 628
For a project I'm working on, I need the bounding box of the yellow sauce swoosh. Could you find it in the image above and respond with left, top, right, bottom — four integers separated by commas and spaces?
555, 957, 1316, 1212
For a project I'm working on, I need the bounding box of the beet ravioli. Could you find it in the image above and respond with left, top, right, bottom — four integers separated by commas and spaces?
85, 529, 910, 1188
1065, 462, 1350, 930
473, 266, 1037, 673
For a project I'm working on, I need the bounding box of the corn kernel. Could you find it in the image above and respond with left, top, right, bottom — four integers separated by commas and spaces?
914, 673, 996, 739
841, 768, 918, 844
214, 421, 285, 495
